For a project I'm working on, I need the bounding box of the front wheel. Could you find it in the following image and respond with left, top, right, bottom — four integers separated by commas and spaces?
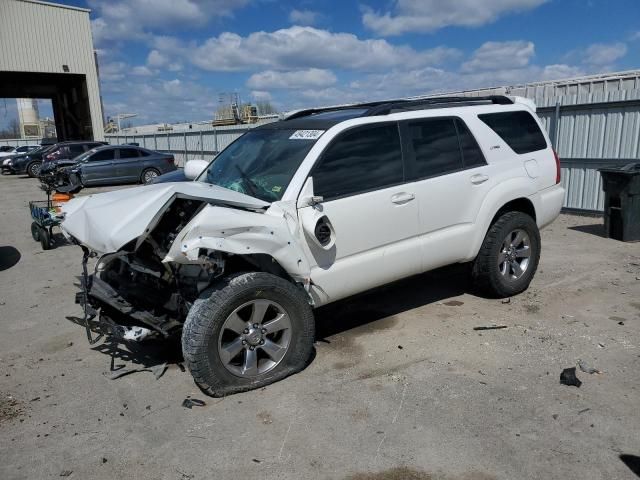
472, 211, 541, 298
182, 272, 315, 397
27, 161, 42, 178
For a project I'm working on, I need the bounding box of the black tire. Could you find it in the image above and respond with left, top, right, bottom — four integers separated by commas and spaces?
182, 272, 315, 397
31, 222, 40, 241
471, 211, 541, 298
39, 227, 51, 250
27, 161, 42, 178
141, 168, 160, 184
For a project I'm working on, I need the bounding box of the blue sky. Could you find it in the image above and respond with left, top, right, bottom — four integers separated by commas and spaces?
15, 0, 640, 126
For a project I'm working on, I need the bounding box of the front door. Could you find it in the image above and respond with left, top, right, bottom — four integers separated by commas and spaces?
81, 148, 117, 185
297, 122, 421, 305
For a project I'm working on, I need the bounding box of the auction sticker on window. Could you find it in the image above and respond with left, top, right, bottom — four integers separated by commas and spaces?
289, 130, 325, 140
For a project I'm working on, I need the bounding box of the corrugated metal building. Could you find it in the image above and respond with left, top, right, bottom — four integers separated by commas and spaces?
0, 0, 104, 140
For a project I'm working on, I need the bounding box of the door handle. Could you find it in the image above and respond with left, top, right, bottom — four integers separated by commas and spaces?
391, 192, 415, 205
470, 174, 489, 185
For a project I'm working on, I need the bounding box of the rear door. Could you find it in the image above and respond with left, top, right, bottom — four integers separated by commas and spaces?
114, 148, 142, 182
81, 148, 117, 185
401, 117, 493, 270
297, 122, 422, 303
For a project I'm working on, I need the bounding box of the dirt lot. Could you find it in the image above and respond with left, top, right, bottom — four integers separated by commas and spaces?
1, 173, 639, 480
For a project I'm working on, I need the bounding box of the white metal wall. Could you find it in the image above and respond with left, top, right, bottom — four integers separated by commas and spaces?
0, 0, 104, 139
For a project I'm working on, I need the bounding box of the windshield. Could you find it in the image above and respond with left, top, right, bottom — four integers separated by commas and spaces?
74, 148, 99, 163
198, 128, 321, 202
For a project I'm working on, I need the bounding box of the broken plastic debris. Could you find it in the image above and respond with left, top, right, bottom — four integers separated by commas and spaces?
181, 398, 206, 409
106, 362, 167, 380
473, 325, 508, 331
560, 367, 582, 387
577, 360, 602, 375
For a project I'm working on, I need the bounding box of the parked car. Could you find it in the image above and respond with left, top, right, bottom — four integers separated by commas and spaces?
52, 145, 176, 186
151, 168, 188, 184
4, 141, 106, 177
61, 95, 564, 396
0, 145, 38, 157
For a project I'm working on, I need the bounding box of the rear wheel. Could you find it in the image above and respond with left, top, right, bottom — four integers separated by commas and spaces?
30, 222, 40, 241
182, 272, 315, 397
39, 227, 51, 250
141, 168, 160, 184
27, 161, 42, 178
472, 211, 540, 298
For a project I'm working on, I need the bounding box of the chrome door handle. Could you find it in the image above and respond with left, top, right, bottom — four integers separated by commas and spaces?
470, 174, 489, 185
391, 192, 415, 205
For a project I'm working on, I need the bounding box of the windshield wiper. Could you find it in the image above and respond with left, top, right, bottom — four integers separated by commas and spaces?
234, 165, 259, 197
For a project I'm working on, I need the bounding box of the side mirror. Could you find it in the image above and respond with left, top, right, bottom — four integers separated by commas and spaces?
184, 159, 209, 180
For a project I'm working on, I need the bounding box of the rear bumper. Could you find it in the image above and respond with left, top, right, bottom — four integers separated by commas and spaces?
536, 184, 565, 229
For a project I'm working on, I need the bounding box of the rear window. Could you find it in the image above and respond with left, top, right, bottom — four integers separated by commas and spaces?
478, 111, 547, 154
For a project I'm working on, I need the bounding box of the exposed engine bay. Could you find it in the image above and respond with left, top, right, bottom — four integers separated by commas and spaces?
63, 183, 313, 342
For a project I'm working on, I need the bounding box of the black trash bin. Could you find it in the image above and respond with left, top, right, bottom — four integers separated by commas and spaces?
599, 163, 640, 242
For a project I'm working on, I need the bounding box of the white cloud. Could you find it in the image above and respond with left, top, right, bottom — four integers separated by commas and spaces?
147, 50, 170, 67
132, 65, 154, 76
461, 41, 535, 72
540, 64, 585, 80
362, 0, 548, 35
190, 26, 461, 72
247, 69, 337, 90
251, 91, 273, 101
289, 9, 319, 25
583, 42, 627, 66
89, 0, 250, 46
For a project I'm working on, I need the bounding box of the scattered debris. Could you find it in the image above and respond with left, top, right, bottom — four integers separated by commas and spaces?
578, 360, 602, 375
501, 298, 511, 304
106, 363, 167, 381
102, 458, 107, 464
397, 345, 403, 350
578, 408, 591, 414
473, 325, 508, 331
560, 367, 582, 387
552, 414, 559, 420
60, 470, 73, 477
444, 300, 464, 306
598, 343, 605, 349
181, 397, 206, 409
67, 342, 73, 347
252, 459, 262, 464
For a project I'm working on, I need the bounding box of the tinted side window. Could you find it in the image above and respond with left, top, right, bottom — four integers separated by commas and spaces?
478, 111, 547, 154
139, 150, 151, 157
89, 149, 115, 161
313, 123, 403, 200
405, 118, 462, 180
68, 144, 85, 156
118, 148, 140, 159
455, 119, 486, 168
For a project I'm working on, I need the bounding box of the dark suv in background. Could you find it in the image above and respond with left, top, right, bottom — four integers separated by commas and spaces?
3, 141, 106, 177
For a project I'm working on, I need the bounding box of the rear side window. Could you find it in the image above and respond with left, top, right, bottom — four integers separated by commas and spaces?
118, 148, 140, 159
478, 111, 547, 154
313, 123, 403, 200
68, 144, 85, 156
405, 118, 463, 179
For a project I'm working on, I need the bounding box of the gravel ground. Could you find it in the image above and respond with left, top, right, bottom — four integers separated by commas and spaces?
1, 173, 639, 480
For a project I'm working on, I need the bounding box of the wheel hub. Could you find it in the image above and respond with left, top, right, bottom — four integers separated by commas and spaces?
244, 328, 263, 346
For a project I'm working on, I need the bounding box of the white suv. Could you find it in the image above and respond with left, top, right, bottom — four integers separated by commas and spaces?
61, 95, 564, 396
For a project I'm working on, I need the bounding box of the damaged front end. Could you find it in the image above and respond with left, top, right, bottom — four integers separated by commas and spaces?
62, 183, 311, 344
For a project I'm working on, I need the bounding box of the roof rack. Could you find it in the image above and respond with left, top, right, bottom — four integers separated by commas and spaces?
284, 95, 514, 122
363, 95, 514, 116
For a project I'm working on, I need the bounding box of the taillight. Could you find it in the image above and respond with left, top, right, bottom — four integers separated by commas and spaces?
554, 150, 561, 184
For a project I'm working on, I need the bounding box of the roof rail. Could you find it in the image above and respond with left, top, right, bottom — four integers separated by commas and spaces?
284, 95, 514, 121
363, 95, 514, 116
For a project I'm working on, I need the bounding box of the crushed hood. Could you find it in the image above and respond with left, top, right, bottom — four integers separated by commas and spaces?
61, 182, 269, 253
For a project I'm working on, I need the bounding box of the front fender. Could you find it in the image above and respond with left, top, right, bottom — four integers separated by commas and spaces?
164, 202, 311, 282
